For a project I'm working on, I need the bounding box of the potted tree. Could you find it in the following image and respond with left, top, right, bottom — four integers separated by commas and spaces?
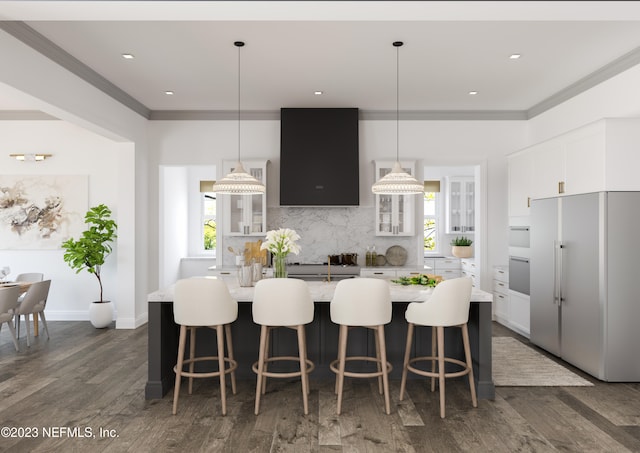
61, 204, 118, 328
450, 236, 473, 258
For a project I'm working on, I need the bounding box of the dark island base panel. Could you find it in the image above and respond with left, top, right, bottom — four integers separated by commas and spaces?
145, 302, 494, 400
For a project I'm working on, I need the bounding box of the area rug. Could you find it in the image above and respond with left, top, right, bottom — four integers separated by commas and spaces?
492, 336, 594, 386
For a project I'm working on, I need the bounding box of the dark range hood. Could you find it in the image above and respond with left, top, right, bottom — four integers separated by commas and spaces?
280, 108, 359, 206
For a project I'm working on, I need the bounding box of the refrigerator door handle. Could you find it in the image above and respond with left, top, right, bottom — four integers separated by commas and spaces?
558, 241, 565, 306
553, 240, 562, 305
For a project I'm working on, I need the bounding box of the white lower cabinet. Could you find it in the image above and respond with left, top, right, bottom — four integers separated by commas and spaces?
461, 258, 479, 287
361, 268, 423, 279
424, 257, 462, 280
492, 266, 509, 325
360, 269, 397, 279
208, 269, 238, 282
508, 290, 530, 338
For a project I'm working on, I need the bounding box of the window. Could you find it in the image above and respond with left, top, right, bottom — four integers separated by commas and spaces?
203, 192, 216, 252
424, 192, 438, 253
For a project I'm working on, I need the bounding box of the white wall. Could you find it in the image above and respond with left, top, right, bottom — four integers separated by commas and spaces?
4, 25, 640, 325
148, 118, 527, 291
1, 30, 147, 328
526, 64, 640, 147
0, 121, 125, 321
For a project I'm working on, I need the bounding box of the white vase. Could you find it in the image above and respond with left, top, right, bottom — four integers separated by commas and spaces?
451, 246, 473, 258
89, 301, 114, 328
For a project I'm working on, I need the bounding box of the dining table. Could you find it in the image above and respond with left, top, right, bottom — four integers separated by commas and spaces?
145, 278, 495, 401
0, 281, 38, 336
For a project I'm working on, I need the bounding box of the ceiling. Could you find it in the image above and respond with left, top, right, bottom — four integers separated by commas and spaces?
3, 1, 640, 119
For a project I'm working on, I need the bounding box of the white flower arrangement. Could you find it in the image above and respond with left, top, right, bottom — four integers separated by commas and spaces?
260, 228, 301, 257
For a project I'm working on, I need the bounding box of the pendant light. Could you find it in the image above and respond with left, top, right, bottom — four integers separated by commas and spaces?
371, 41, 424, 195
211, 41, 265, 194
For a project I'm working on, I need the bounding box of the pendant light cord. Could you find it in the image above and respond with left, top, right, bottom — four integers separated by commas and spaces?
396, 43, 400, 163
393, 41, 403, 164
235, 41, 244, 163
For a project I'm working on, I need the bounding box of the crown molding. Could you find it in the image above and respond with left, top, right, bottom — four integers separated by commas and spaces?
149, 110, 281, 121
527, 45, 640, 119
0, 110, 58, 120
360, 110, 527, 121
0, 21, 150, 119
3, 20, 639, 123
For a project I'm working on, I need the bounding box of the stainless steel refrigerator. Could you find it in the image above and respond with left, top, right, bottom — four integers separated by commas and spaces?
530, 192, 640, 381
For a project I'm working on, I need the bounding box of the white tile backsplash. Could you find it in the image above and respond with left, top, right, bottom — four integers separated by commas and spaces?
224, 206, 419, 267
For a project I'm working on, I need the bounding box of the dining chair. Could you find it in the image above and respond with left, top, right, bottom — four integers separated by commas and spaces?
0, 285, 21, 351
330, 278, 393, 415
251, 278, 315, 415
14, 280, 52, 347
172, 277, 238, 416
16, 273, 45, 283
399, 277, 477, 418
15, 273, 45, 336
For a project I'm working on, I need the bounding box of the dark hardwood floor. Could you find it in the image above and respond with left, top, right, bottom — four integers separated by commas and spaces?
1, 321, 640, 452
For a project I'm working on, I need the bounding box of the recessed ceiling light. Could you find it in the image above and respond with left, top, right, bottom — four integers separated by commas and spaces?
314, 91, 323, 95
509, 54, 521, 60
469, 91, 478, 95
164, 91, 174, 95
122, 53, 135, 59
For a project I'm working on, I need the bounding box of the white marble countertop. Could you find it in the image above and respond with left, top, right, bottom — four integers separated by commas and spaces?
148, 279, 493, 304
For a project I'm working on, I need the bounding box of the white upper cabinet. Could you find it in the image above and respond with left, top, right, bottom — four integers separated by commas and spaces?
530, 140, 565, 200
509, 119, 640, 216
446, 176, 475, 234
374, 160, 416, 236
222, 159, 268, 236
508, 150, 533, 217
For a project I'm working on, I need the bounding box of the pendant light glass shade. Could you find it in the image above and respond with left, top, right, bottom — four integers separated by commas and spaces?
211, 161, 265, 194
372, 161, 424, 194
372, 41, 423, 196
211, 41, 265, 195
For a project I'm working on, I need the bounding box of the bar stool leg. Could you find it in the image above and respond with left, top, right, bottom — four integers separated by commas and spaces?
462, 323, 478, 408
399, 322, 414, 401
225, 324, 237, 395
377, 325, 391, 415
255, 325, 268, 415
374, 330, 383, 394
301, 325, 311, 395
297, 325, 309, 415
431, 326, 437, 392
336, 324, 348, 415
335, 325, 344, 395
172, 325, 187, 415
216, 325, 227, 415
188, 327, 196, 394
437, 326, 446, 418
262, 326, 271, 395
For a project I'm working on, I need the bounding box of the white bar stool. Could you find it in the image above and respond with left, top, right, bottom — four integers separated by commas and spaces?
252, 278, 315, 415
172, 277, 238, 416
330, 278, 392, 415
399, 277, 478, 418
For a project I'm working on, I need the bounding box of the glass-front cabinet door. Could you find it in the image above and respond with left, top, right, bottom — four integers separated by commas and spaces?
222, 160, 268, 236
374, 160, 416, 236
446, 176, 475, 234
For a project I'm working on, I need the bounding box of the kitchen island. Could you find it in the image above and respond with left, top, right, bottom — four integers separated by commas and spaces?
145, 280, 494, 400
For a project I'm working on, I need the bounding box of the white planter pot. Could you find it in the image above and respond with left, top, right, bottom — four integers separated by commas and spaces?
451, 246, 473, 258
89, 301, 114, 328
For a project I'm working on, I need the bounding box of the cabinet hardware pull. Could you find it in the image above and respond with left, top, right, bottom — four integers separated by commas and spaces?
558, 181, 565, 194
527, 196, 531, 208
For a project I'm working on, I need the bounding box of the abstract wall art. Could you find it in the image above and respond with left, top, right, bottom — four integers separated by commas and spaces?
0, 175, 88, 249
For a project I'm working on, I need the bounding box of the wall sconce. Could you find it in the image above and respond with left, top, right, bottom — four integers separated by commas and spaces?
9, 153, 52, 162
